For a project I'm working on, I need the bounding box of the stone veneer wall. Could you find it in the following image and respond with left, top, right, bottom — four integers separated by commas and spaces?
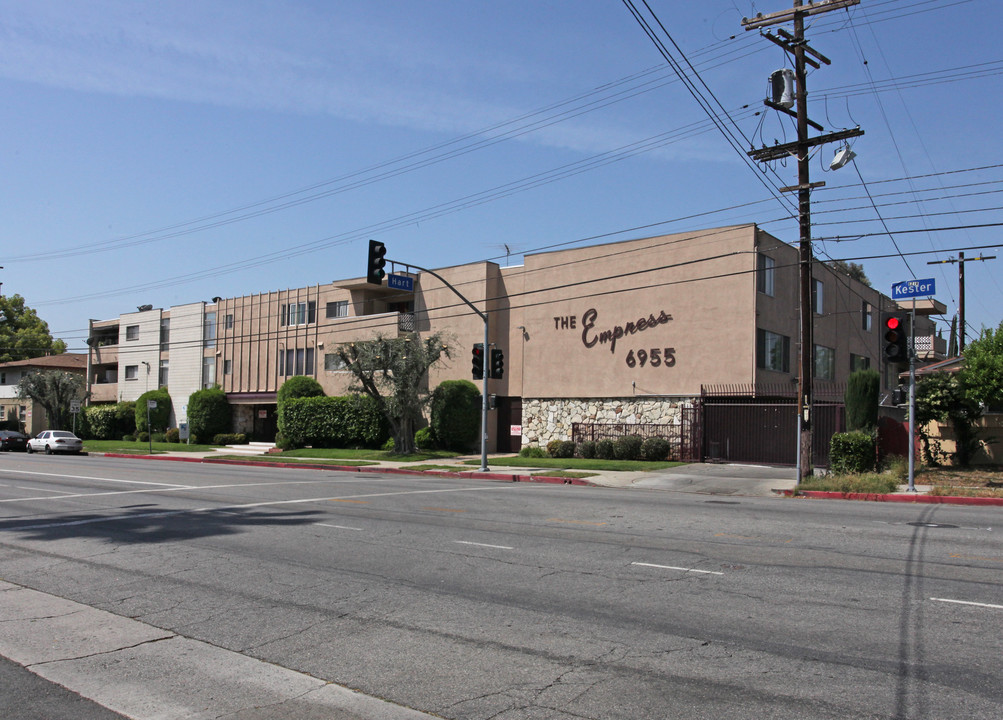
521, 397, 695, 448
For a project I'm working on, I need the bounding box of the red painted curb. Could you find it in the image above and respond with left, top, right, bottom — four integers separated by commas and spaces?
779, 489, 1003, 506
98, 453, 597, 487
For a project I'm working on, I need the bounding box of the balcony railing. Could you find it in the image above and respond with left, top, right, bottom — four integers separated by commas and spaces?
398, 312, 415, 333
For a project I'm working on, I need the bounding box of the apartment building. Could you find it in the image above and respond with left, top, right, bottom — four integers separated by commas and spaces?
0, 354, 87, 434
85, 224, 944, 451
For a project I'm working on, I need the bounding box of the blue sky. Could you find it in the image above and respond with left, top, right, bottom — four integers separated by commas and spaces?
1, 0, 1000, 351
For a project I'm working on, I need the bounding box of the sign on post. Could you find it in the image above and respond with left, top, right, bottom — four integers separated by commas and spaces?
69, 401, 81, 414
891, 278, 936, 300
147, 400, 158, 409
387, 274, 414, 292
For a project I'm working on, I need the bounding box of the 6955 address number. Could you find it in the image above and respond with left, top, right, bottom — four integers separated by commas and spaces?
625, 348, 676, 368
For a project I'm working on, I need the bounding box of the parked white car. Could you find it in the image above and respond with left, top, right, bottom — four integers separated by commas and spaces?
27, 430, 83, 455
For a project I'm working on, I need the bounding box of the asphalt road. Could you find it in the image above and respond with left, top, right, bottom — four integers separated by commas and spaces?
1, 454, 1001, 719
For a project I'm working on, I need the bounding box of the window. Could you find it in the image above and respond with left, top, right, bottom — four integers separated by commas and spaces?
850, 354, 870, 372
326, 300, 349, 318
19, 405, 26, 423
757, 254, 775, 296
204, 312, 217, 349
325, 353, 347, 371
0, 373, 5, 384
125, 325, 139, 341
279, 348, 315, 376
125, 365, 139, 380
160, 318, 170, 352
159, 360, 169, 388
861, 301, 873, 332
280, 301, 316, 326
224, 359, 232, 375
224, 314, 234, 331
202, 357, 216, 389
814, 344, 836, 380
812, 279, 824, 315
756, 329, 790, 373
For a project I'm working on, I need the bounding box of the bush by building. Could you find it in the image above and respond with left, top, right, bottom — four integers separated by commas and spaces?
187, 387, 232, 444
614, 435, 644, 461
830, 431, 876, 474
429, 380, 480, 452
640, 436, 671, 461
135, 389, 172, 434
84, 402, 137, 440
280, 395, 388, 449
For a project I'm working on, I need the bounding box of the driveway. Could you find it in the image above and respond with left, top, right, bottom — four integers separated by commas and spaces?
626, 462, 797, 496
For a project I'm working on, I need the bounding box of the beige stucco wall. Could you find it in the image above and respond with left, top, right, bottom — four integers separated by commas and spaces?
117, 309, 162, 403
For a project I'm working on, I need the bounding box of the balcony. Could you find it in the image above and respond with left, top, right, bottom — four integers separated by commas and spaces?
90, 382, 118, 403
914, 334, 947, 361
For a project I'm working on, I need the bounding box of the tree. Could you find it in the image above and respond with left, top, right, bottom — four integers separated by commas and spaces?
16, 370, 86, 431
826, 260, 871, 287
914, 372, 983, 466
960, 320, 1003, 410
336, 332, 452, 455
0, 294, 67, 363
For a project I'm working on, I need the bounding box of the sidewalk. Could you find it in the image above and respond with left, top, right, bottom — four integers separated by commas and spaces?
97, 451, 1003, 505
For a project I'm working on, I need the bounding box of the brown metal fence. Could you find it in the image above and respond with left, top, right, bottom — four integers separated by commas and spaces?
699, 384, 845, 467
571, 410, 701, 462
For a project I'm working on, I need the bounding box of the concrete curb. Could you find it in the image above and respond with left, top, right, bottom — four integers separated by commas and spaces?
775, 488, 1003, 506
100, 453, 598, 487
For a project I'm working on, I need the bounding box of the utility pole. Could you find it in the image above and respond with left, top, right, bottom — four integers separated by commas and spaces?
743, 0, 863, 482
927, 252, 996, 351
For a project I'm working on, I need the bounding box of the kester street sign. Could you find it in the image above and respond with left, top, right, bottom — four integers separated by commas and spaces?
892, 278, 936, 300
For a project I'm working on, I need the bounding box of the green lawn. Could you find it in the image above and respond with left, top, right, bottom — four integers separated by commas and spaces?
465, 456, 686, 472
280, 448, 461, 463
83, 440, 217, 454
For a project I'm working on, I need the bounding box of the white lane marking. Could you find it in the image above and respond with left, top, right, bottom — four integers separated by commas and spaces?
631, 562, 724, 576
0, 476, 401, 505
455, 541, 513, 550
16, 486, 77, 494
315, 523, 363, 531
931, 598, 1003, 610
1, 469, 191, 489
5, 485, 516, 532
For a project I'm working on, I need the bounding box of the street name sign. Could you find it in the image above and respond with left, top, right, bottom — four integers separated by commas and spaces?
891, 278, 936, 300
387, 274, 414, 292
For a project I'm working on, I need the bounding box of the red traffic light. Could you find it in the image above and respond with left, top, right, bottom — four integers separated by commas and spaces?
885, 316, 900, 331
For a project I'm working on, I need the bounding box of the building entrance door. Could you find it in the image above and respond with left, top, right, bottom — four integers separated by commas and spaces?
252, 405, 278, 442
495, 397, 522, 453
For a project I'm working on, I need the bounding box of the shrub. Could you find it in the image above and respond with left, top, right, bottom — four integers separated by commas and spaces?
596, 438, 616, 460
546, 439, 562, 457
137, 431, 150, 443
277, 376, 325, 441
414, 427, 435, 450
579, 440, 597, 459
519, 445, 546, 458
122, 434, 136, 442
614, 435, 644, 461
845, 369, 880, 432
165, 427, 180, 443
429, 380, 480, 452
151, 432, 166, 443
640, 436, 671, 461
830, 431, 876, 475
135, 389, 172, 434
275, 432, 295, 451
187, 387, 231, 444
553, 440, 576, 458
280, 395, 389, 449
85, 402, 136, 440
213, 433, 247, 445
382, 438, 395, 452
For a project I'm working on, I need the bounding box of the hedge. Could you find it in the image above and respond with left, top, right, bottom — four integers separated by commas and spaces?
84, 402, 137, 440
280, 395, 389, 449
187, 387, 232, 444
429, 380, 480, 452
135, 389, 172, 433
830, 431, 876, 474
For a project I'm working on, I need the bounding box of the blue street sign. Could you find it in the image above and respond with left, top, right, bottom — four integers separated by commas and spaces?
891, 278, 936, 300
387, 273, 414, 292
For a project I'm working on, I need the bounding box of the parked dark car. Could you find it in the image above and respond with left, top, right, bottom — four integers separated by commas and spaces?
0, 430, 29, 452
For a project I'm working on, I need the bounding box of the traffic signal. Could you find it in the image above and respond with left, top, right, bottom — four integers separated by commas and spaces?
490, 348, 504, 379
471, 343, 484, 380
882, 313, 910, 363
366, 239, 387, 285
